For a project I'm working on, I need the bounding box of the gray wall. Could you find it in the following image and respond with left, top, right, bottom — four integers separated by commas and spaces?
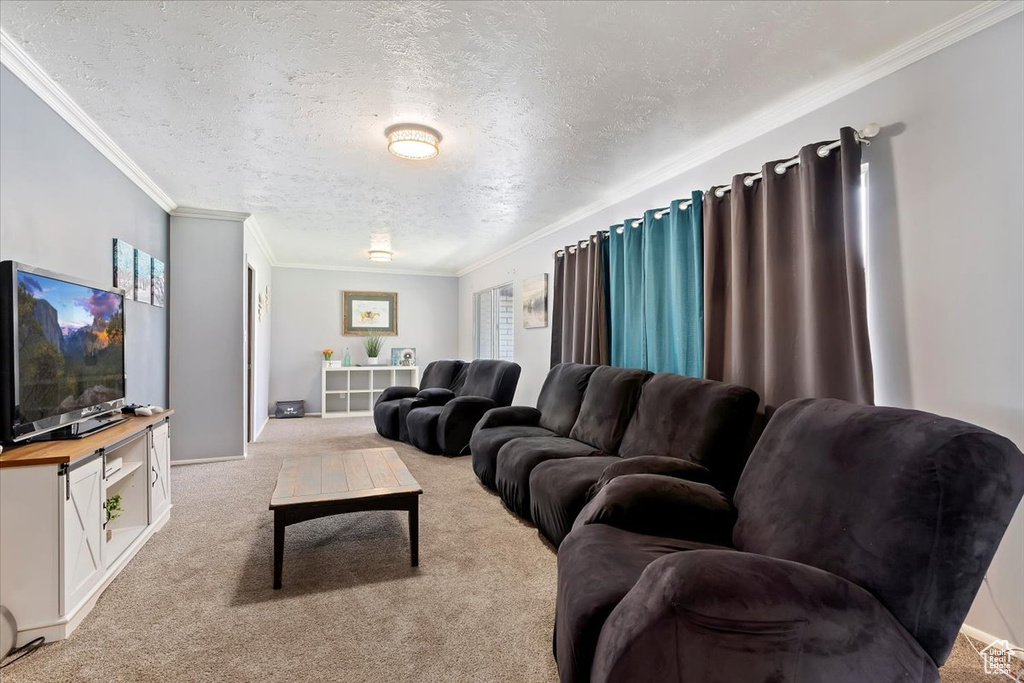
459, 15, 1024, 646
271, 268, 459, 413
0, 66, 169, 407
169, 215, 245, 461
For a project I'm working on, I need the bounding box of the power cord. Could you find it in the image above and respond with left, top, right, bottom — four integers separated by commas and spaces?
0, 636, 44, 669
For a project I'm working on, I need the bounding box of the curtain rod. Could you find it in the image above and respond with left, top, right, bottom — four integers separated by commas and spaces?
555, 124, 881, 256
711, 123, 880, 198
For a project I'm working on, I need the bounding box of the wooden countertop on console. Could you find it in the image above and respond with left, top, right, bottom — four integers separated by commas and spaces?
0, 410, 174, 469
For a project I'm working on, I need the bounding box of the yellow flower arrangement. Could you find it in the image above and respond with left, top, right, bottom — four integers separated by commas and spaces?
322, 348, 334, 360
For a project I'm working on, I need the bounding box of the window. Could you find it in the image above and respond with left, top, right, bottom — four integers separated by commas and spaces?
473, 283, 514, 361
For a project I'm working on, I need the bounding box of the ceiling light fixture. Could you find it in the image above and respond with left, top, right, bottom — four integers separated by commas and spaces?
385, 123, 442, 160
368, 249, 393, 262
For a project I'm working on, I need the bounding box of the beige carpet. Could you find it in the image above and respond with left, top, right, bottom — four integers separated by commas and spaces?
0, 417, 1001, 682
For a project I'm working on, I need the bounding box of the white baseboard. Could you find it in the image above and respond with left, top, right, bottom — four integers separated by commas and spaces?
170, 454, 245, 466
253, 416, 268, 441
961, 623, 1024, 660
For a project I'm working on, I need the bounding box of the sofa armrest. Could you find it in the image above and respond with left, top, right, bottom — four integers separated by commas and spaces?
589, 456, 712, 499
415, 387, 457, 406
438, 396, 499, 456
593, 550, 934, 683
474, 406, 543, 432
573, 474, 735, 546
376, 385, 419, 406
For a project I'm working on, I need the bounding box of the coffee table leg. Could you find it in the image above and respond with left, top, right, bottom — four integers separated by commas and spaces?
409, 499, 419, 567
274, 510, 285, 589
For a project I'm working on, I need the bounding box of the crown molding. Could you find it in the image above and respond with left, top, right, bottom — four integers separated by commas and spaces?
243, 215, 279, 266
274, 261, 458, 278
0, 28, 177, 212
169, 206, 250, 222
455, 0, 1023, 277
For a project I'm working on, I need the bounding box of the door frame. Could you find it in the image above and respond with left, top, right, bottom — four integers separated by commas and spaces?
246, 263, 256, 444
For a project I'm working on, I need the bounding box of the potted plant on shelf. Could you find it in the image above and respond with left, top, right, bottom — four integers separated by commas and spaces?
104, 493, 123, 542
364, 334, 385, 365
322, 348, 334, 362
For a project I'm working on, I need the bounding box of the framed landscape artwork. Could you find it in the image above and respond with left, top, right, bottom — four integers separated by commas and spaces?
134, 249, 152, 303
522, 274, 548, 328
151, 258, 166, 307
113, 239, 135, 301
343, 291, 398, 336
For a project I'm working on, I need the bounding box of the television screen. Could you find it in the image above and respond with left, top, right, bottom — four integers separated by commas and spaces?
15, 270, 125, 426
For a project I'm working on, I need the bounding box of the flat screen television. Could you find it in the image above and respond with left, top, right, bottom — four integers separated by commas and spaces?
0, 261, 126, 443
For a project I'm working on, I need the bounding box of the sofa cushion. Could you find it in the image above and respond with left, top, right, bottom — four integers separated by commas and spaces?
470, 425, 557, 491
617, 374, 758, 492
458, 359, 521, 406
529, 456, 618, 548
555, 524, 731, 683
495, 437, 601, 519
420, 359, 465, 390
589, 455, 712, 500
405, 405, 444, 454
733, 398, 1024, 665
536, 363, 598, 436
569, 367, 651, 453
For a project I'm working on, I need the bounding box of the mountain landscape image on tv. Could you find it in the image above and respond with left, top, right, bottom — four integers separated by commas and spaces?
16, 271, 125, 424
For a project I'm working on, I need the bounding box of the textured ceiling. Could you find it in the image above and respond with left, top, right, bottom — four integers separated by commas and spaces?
1, 1, 980, 273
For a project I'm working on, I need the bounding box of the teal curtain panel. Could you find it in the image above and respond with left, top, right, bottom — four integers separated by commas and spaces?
642, 191, 704, 375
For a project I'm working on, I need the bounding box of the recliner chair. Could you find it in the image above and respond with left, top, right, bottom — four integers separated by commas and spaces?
372, 360, 466, 440
404, 359, 521, 456
554, 398, 1024, 683
470, 363, 598, 490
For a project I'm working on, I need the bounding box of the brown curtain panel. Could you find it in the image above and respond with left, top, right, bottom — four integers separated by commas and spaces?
704, 127, 873, 415
551, 234, 610, 367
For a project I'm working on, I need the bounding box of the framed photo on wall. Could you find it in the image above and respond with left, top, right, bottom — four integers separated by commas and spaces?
343, 290, 398, 336
522, 273, 548, 328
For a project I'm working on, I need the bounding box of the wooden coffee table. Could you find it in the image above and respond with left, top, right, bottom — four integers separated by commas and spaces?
269, 447, 422, 589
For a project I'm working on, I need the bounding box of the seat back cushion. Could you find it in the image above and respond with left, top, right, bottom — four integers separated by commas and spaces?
419, 360, 465, 390
618, 374, 759, 492
569, 366, 651, 453
733, 398, 1024, 665
458, 360, 522, 406
536, 363, 598, 436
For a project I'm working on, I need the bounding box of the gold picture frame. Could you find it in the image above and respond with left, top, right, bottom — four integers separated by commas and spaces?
342, 290, 398, 336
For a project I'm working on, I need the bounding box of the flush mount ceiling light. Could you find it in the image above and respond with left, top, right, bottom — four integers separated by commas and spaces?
385, 123, 442, 160
368, 249, 392, 262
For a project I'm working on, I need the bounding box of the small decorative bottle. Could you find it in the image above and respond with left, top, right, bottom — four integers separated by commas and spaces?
343, 347, 352, 367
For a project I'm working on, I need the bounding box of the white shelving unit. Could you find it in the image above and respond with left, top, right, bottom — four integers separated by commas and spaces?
321, 363, 419, 418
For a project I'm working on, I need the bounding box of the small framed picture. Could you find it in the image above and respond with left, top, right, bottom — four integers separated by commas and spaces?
522, 274, 548, 328
390, 347, 416, 367
343, 291, 398, 336
113, 239, 135, 301
135, 249, 152, 303
151, 258, 166, 307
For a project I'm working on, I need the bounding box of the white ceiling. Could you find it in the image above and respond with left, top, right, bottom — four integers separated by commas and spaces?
0, 1, 983, 274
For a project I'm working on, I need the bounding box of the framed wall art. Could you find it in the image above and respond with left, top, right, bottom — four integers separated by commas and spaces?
342, 290, 398, 336
113, 238, 136, 301
522, 273, 548, 328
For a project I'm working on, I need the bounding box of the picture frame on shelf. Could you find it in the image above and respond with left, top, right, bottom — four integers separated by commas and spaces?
343, 290, 398, 336
390, 347, 416, 367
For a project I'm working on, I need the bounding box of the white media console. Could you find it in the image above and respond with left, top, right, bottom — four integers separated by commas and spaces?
0, 412, 172, 646
321, 363, 419, 418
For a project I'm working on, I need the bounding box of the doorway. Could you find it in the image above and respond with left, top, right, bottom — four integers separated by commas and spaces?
246, 264, 255, 444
